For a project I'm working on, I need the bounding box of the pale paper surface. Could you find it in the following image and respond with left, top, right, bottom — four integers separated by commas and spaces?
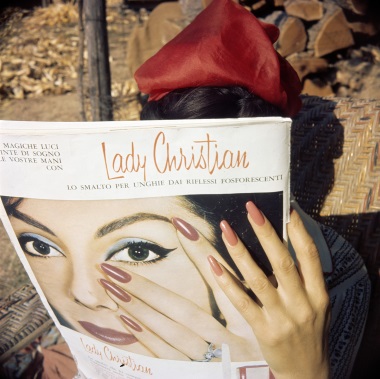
0, 118, 290, 378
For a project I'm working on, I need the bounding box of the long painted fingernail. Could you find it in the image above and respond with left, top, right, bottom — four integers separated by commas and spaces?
99, 279, 131, 302
172, 217, 199, 241
120, 315, 143, 332
220, 220, 238, 246
100, 263, 132, 283
246, 201, 265, 226
208, 255, 223, 276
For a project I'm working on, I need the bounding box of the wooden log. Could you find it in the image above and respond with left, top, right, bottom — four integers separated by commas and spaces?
343, 7, 380, 41
328, 0, 369, 16
84, 0, 113, 121
287, 52, 329, 81
251, 0, 267, 12
264, 11, 307, 57
307, 3, 354, 57
302, 78, 334, 97
284, 0, 324, 21
348, 21, 380, 38
77, 0, 86, 121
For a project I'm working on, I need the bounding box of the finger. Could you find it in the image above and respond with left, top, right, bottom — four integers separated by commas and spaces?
171, 217, 234, 271
208, 256, 261, 328
219, 218, 279, 310
100, 264, 261, 362
287, 209, 327, 302
100, 263, 226, 338
99, 264, 233, 348
245, 201, 304, 298
171, 217, 253, 335
118, 314, 189, 360
98, 277, 211, 361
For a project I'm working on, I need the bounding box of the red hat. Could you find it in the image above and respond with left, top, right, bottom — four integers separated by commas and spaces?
134, 0, 302, 117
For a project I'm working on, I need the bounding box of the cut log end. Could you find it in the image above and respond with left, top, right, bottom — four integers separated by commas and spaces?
284, 0, 324, 21
308, 6, 354, 57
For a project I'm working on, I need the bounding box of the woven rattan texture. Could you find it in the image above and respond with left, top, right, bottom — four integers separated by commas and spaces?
0, 283, 53, 362
292, 96, 380, 280
292, 96, 380, 378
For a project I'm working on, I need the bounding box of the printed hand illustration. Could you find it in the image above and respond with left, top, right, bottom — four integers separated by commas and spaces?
97, 203, 266, 362
98, 250, 262, 361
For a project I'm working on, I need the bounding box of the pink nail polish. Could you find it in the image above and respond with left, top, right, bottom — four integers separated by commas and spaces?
100, 263, 132, 283
208, 255, 223, 276
99, 279, 131, 302
172, 217, 199, 241
246, 201, 265, 226
120, 315, 143, 332
220, 220, 238, 246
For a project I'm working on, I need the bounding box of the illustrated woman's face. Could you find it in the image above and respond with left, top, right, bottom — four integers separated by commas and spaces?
9, 197, 215, 349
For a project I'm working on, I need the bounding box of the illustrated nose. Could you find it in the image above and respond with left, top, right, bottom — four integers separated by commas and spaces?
69, 264, 118, 311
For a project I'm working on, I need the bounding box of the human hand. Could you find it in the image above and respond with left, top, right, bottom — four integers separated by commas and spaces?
209, 201, 330, 379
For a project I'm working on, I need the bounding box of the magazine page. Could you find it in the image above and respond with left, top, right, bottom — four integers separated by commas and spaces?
0, 118, 290, 379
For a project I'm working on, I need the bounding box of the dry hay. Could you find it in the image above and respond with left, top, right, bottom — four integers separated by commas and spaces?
0, 3, 79, 100
23, 2, 78, 29
0, 2, 141, 120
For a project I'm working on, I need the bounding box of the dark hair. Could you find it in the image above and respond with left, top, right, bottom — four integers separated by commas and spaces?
140, 86, 283, 120
184, 192, 282, 277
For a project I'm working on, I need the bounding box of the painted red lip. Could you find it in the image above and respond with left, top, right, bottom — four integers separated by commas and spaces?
79, 321, 138, 345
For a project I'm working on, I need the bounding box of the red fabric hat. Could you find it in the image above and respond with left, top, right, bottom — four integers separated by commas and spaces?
134, 0, 302, 117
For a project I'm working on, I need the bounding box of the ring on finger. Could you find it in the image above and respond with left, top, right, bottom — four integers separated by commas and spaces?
195, 343, 222, 362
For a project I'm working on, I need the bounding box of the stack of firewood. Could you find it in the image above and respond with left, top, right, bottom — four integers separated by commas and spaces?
240, 0, 379, 96
0, 4, 79, 100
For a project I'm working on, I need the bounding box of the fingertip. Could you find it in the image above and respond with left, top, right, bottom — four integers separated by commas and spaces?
287, 208, 302, 231
172, 217, 199, 241
246, 201, 265, 226
208, 255, 223, 276
120, 315, 143, 332
100, 263, 132, 283
220, 220, 238, 246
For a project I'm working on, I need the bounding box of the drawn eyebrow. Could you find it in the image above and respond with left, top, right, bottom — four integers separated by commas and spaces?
96, 213, 171, 238
12, 211, 56, 236
11, 210, 170, 239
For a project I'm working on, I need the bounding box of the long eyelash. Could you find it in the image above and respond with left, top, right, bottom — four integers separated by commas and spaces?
106, 240, 175, 265
124, 255, 169, 266
18, 234, 64, 258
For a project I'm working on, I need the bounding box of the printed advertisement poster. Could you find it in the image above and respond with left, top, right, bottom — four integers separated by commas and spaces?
0, 118, 290, 378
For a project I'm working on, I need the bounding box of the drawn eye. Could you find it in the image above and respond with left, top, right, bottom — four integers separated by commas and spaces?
107, 238, 175, 265
18, 233, 64, 258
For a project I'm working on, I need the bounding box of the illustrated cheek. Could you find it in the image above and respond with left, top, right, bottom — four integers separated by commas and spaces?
28, 259, 69, 299
27, 258, 68, 278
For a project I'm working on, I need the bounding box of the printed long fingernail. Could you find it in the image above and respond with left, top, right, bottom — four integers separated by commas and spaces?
220, 220, 238, 246
99, 279, 131, 302
246, 201, 265, 226
172, 217, 199, 241
120, 315, 143, 332
208, 255, 223, 276
100, 263, 132, 283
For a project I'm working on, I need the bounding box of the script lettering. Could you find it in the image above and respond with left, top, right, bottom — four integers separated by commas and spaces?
153, 132, 249, 174
102, 142, 147, 181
